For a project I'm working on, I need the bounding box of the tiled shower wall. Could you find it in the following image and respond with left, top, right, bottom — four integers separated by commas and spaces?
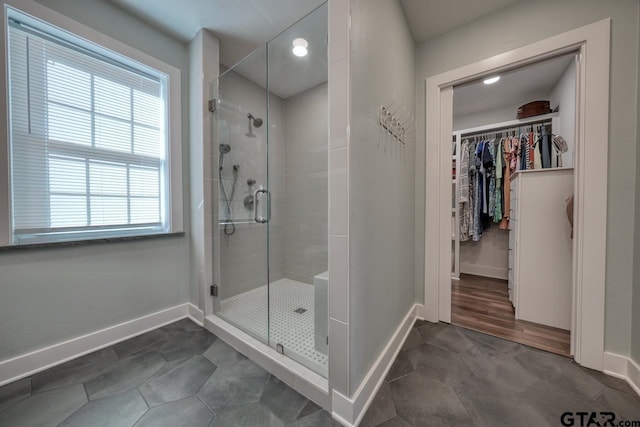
284, 83, 329, 284
216, 70, 328, 298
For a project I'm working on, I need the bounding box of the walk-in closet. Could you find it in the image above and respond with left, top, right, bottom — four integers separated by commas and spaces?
450, 53, 578, 357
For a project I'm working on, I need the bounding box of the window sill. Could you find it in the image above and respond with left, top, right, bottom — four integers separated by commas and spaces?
0, 231, 185, 252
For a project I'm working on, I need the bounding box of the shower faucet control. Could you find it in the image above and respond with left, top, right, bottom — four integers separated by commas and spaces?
244, 195, 254, 210
244, 178, 257, 210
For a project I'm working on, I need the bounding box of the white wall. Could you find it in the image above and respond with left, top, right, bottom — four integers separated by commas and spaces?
0, 0, 191, 363
454, 98, 545, 131
415, 0, 639, 356
549, 60, 577, 167
284, 83, 329, 284
189, 30, 219, 314
460, 227, 509, 280
348, 0, 415, 394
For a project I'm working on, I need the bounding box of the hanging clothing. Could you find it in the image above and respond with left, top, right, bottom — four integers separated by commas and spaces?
467, 141, 477, 242
456, 121, 563, 239
459, 140, 471, 241
472, 141, 483, 241
541, 125, 552, 168
487, 140, 496, 218
533, 131, 542, 170
499, 136, 514, 230
493, 138, 503, 223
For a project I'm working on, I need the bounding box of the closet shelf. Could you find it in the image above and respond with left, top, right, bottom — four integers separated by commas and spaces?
509, 166, 574, 180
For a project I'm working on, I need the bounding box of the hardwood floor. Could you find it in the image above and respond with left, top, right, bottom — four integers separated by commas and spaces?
451, 273, 571, 357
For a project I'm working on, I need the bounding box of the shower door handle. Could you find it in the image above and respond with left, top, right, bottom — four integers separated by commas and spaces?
254, 188, 270, 223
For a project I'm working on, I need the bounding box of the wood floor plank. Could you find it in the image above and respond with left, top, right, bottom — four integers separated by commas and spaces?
451, 274, 571, 357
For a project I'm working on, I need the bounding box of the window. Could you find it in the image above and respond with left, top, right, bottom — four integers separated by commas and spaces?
2, 6, 182, 245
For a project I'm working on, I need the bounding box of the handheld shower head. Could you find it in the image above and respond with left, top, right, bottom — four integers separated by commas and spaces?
219, 144, 231, 169
247, 113, 263, 128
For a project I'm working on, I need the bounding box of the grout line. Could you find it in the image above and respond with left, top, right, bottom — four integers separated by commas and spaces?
195, 393, 216, 417
137, 385, 152, 408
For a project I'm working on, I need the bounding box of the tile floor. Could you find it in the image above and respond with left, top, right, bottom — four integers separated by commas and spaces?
1, 319, 639, 427
360, 320, 640, 427
0, 319, 340, 427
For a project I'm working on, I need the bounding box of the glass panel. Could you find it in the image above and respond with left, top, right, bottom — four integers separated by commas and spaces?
267, 3, 328, 377
210, 3, 328, 378
211, 45, 270, 346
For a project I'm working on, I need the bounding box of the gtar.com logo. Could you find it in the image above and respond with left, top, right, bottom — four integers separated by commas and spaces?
561, 412, 640, 427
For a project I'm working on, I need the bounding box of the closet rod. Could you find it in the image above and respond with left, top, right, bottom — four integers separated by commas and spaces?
461, 119, 552, 139
456, 111, 559, 138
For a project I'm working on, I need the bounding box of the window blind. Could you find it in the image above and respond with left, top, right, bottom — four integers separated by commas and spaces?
7, 19, 169, 244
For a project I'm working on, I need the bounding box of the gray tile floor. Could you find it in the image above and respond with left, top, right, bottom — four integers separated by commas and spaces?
360, 320, 640, 427
0, 319, 340, 427
2, 319, 639, 427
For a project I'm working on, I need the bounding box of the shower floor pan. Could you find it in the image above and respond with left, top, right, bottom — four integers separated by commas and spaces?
217, 278, 328, 377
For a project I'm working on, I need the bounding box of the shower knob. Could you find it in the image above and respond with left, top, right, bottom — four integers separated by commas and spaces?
244, 195, 254, 210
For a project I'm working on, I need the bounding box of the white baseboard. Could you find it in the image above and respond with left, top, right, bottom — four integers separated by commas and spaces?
460, 263, 508, 280
603, 352, 640, 397
0, 303, 195, 387
332, 304, 418, 426
187, 303, 204, 325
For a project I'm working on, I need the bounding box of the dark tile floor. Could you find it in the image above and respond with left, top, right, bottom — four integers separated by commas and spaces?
2, 319, 639, 427
0, 319, 340, 427
360, 320, 640, 427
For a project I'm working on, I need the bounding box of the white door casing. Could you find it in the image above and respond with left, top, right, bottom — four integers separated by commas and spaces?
424, 19, 610, 371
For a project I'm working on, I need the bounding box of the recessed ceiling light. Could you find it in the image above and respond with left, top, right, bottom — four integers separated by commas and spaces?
292, 38, 308, 57
483, 76, 500, 85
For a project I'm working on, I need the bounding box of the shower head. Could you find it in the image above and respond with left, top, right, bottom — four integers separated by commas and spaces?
247, 113, 263, 128
219, 144, 231, 169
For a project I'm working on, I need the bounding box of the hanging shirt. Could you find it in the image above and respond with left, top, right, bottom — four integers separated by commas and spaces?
494, 138, 503, 223
459, 140, 471, 241
473, 141, 483, 241
487, 140, 496, 218
541, 125, 552, 168
533, 132, 542, 170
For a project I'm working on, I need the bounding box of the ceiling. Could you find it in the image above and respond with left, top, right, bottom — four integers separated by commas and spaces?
109, 0, 325, 68
399, 0, 522, 42
453, 54, 576, 118
225, 3, 328, 99
106, 0, 530, 97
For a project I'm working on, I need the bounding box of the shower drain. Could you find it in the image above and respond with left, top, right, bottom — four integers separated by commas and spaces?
294, 308, 307, 314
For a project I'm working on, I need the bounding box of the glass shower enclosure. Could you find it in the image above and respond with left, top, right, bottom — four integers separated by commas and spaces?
210, 4, 328, 377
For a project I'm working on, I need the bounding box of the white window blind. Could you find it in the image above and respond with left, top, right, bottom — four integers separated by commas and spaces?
7, 17, 169, 244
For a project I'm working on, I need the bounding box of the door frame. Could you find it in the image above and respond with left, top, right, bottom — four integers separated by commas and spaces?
423, 19, 610, 371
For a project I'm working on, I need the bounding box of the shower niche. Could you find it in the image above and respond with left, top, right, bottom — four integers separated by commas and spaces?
210, 3, 329, 377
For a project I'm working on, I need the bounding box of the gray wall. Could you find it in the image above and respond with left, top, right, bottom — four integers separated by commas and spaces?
349, 0, 416, 393
415, 0, 639, 356
0, 0, 191, 361
283, 83, 329, 284
633, 3, 640, 365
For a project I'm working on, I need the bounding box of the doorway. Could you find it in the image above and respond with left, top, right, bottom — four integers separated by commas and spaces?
449, 53, 577, 357
424, 19, 610, 371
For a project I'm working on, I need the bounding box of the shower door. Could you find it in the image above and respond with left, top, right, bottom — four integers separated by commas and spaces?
211, 45, 272, 347
265, 3, 329, 377
211, 2, 329, 378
